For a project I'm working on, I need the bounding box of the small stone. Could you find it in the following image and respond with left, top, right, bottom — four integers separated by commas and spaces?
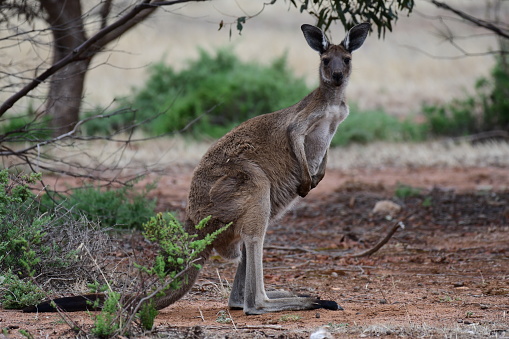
480, 304, 489, 310
373, 200, 401, 216
315, 312, 321, 318
379, 299, 388, 304
310, 327, 333, 339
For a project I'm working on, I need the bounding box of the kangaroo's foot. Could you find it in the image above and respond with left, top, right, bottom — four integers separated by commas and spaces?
229, 290, 309, 309
242, 295, 342, 315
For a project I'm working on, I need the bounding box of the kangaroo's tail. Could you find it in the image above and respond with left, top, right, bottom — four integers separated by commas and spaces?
23, 293, 105, 312
23, 245, 213, 313
154, 244, 213, 310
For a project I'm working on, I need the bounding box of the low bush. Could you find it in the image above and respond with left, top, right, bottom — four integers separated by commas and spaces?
42, 182, 157, 230
84, 48, 310, 138
332, 106, 425, 146
0, 272, 45, 309
0, 102, 52, 142
424, 55, 509, 137
89, 213, 230, 336
0, 169, 108, 287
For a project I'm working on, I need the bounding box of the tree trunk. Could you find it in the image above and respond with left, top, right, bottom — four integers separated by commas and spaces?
41, 0, 88, 136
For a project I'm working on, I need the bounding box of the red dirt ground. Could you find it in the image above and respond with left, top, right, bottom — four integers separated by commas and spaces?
1, 166, 508, 338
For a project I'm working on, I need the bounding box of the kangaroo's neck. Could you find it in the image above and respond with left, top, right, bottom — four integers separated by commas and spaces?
313, 82, 347, 108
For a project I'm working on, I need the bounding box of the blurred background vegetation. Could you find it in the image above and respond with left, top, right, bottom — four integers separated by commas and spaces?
79, 46, 508, 145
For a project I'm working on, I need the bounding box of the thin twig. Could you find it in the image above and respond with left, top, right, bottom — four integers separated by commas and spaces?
227, 308, 237, 331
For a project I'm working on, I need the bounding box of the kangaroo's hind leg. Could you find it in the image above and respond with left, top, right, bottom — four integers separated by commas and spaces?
229, 245, 301, 310
224, 166, 340, 315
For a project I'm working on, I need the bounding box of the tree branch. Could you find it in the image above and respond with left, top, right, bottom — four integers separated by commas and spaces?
0, 0, 207, 118
430, 0, 509, 40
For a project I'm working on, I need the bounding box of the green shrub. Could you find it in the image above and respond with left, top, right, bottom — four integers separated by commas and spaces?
332, 107, 425, 146
42, 183, 156, 229
0, 101, 52, 141
394, 183, 422, 199
91, 291, 121, 337
138, 299, 158, 331
423, 98, 478, 137
0, 171, 47, 276
477, 56, 509, 131
82, 107, 141, 136
140, 213, 230, 281
0, 272, 45, 309
0, 169, 109, 291
90, 213, 230, 336
424, 54, 509, 137
84, 48, 310, 138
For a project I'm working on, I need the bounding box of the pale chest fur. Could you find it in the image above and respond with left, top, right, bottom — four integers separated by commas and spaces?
304, 103, 349, 174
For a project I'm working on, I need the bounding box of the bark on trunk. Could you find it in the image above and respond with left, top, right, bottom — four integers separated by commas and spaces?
37, 0, 157, 135
41, 0, 88, 136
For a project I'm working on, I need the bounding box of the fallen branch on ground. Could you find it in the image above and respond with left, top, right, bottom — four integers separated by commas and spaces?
346, 221, 405, 258
264, 221, 405, 258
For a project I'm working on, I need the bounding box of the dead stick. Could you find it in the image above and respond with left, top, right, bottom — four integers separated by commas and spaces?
347, 221, 405, 258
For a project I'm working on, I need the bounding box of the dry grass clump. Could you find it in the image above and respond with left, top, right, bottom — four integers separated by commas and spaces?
27, 208, 112, 294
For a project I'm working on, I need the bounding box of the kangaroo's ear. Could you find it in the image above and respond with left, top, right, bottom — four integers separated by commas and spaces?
341, 22, 370, 52
301, 24, 329, 54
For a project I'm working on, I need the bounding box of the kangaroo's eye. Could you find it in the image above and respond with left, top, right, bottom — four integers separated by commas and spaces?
344, 57, 351, 65
322, 58, 330, 66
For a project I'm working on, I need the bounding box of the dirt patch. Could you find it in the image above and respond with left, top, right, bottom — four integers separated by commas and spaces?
1, 166, 509, 338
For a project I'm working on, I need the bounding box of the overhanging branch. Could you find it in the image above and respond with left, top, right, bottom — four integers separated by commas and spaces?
0, 0, 207, 118
430, 0, 509, 40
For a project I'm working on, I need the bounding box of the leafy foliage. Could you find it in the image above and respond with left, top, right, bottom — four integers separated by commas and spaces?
291, 0, 414, 37
141, 213, 230, 281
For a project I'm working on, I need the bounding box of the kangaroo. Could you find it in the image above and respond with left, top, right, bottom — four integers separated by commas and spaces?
154, 22, 370, 315
23, 23, 370, 315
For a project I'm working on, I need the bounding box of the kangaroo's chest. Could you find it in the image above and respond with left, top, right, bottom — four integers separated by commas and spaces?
304, 103, 348, 173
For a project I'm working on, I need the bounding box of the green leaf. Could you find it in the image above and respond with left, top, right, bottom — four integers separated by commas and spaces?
236, 16, 246, 34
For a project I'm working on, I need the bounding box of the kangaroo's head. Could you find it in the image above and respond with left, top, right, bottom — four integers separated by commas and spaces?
301, 23, 370, 87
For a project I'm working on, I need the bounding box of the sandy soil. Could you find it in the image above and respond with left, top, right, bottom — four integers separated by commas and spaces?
1, 166, 508, 338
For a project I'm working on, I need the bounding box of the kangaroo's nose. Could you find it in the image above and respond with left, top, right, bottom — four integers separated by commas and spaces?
332, 72, 343, 83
